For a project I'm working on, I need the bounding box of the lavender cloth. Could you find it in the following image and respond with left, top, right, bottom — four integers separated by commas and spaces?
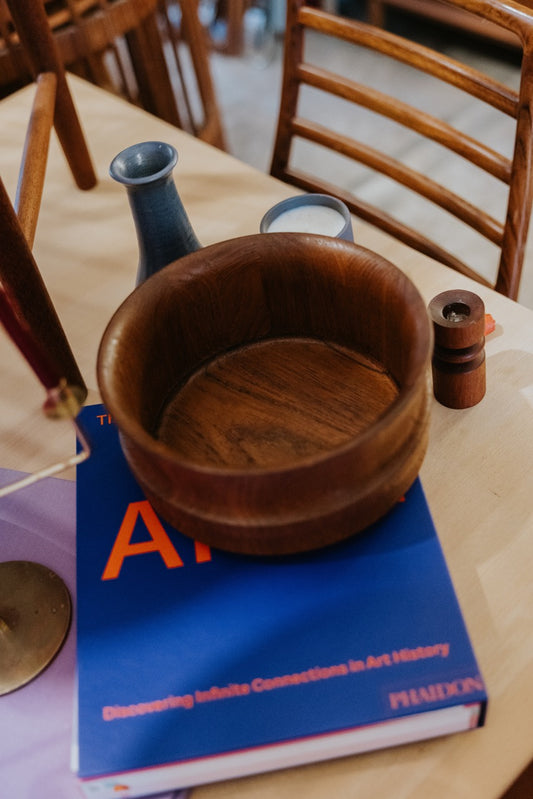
0, 469, 188, 799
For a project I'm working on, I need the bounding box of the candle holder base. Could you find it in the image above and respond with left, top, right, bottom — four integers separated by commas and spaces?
0, 560, 71, 695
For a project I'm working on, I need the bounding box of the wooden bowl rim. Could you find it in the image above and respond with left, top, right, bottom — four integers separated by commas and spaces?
97, 233, 432, 478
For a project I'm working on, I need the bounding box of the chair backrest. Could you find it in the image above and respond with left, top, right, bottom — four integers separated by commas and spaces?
0, 0, 92, 405
0, 0, 226, 149
270, 0, 533, 300
159, 0, 227, 149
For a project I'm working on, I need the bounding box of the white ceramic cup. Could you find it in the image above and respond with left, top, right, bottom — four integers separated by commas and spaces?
260, 193, 354, 241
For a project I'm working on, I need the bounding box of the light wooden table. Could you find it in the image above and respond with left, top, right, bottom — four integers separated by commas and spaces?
1, 76, 532, 799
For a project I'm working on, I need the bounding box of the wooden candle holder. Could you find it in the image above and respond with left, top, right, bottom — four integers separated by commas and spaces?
428, 290, 486, 409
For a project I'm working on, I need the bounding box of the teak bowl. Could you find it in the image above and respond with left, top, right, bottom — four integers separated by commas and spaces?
97, 233, 432, 556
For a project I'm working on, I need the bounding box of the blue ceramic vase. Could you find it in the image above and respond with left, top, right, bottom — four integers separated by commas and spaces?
109, 141, 201, 285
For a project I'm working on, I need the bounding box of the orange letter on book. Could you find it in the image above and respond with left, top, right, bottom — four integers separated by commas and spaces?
194, 540, 212, 563
102, 500, 184, 580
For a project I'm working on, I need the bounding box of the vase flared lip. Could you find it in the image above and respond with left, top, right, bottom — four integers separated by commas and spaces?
109, 141, 178, 187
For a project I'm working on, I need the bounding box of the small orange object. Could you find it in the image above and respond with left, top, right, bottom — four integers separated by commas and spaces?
485, 313, 496, 335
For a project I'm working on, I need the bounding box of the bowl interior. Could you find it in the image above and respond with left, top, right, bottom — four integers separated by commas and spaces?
97, 233, 430, 473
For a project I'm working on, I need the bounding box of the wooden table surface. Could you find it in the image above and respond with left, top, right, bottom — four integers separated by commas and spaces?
1, 76, 532, 799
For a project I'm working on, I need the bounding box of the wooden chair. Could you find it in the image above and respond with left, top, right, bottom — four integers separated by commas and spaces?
0, 0, 226, 149
270, 0, 533, 300
0, 0, 92, 415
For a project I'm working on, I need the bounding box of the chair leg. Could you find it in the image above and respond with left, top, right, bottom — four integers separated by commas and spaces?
0, 177, 87, 398
212, 0, 246, 54
366, 0, 386, 26
5, 0, 96, 191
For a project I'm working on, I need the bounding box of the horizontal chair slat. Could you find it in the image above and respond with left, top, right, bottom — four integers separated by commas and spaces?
280, 165, 492, 285
298, 63, 513, 183
14, 71, 57, 248
291, 117, 505, 245
299, 8, 519, 117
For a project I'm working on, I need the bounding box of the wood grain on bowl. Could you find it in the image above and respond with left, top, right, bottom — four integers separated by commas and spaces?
97, 233, 432, 555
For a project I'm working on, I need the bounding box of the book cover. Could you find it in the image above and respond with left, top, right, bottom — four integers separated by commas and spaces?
74, 404, 487, 798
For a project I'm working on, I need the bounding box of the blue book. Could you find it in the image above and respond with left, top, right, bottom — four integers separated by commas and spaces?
74, 405, 487, 798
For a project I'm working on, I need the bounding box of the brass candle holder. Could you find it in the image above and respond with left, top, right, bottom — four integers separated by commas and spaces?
0, 561, 71, 695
